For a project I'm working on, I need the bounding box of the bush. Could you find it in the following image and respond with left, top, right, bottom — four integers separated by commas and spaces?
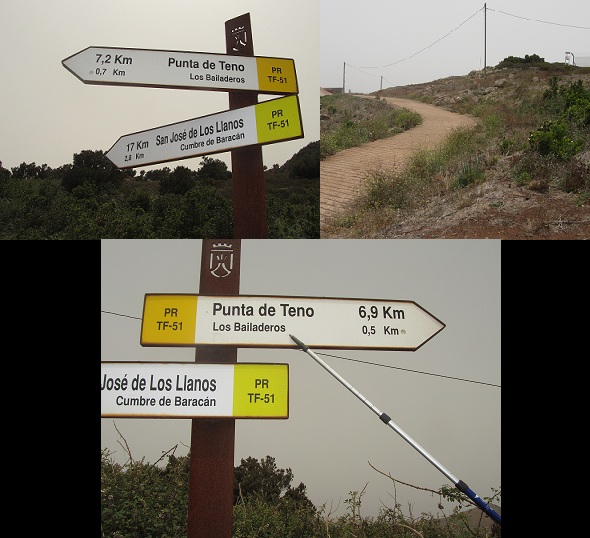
1, 144, 318, 238
320, 94, 422, 159
496, 53, 546, 69
101, 446, 501, 538
529, 118, 583, 159
62, 150, 126, 192
452, 161, 485, 190
101, 450, 189, 538
528, 77, 590, 160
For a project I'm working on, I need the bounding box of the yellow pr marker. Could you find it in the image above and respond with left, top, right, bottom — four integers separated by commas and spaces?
233, 364, 289, 418
141, 294, 198, 346
255, 95, 303, 144
256, 57, 298, 94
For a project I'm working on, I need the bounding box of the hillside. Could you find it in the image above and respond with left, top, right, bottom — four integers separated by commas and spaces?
322, 64, 590, 239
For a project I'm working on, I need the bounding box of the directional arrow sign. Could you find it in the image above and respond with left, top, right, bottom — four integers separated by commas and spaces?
105, 94, 303, 168
101, 362, 289, 418
62, 46, 298, 94
140, 294, 445, 351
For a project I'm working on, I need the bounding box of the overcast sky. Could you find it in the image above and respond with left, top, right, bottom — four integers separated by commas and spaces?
101, 239, 501, 519
321, 0, 590, 94
1, 0, 318, 172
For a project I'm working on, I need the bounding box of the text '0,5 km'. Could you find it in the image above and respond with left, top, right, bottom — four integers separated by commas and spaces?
140, 294, 445, 351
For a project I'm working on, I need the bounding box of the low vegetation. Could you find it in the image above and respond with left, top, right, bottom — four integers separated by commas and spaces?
0, 141, 319, 239
320, 93, 422, 159
322, 57, 590, 237
101, 442, 501, 538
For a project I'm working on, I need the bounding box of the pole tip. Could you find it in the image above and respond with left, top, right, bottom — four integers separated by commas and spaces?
289, 334, 308, 351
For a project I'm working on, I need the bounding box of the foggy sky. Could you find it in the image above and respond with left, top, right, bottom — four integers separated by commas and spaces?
1, 0, 319, 172
321, 0, 590, 93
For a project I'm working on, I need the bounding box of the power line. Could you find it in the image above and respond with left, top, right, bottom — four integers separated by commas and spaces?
349, 7, 483, 70
343, 4, 589, 91
101, 310, 141, 320
317, 352, 500, 388
101, 310, 500, 388
488, 7, 590, 30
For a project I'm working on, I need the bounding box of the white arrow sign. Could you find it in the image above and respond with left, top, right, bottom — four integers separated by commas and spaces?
105, 95, 303, 168
62, 46, 298, 94
141, 294, 445, 351
101, 362, 289, 418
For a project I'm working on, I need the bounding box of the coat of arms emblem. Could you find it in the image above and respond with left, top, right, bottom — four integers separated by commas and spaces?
229, 24, 248, 52
209, 243, 234, 278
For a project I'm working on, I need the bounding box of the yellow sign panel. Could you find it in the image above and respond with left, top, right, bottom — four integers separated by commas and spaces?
255, 95, 303, 144
141, 294, 198, 345
256, 57, 298, 94
233, 363, 289, 418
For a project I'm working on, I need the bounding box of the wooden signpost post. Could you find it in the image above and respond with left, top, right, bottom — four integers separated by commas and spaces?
225, 13, 267, 237
188, 238, 239, 537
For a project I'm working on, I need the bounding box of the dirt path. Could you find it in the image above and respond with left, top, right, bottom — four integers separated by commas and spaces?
320, 97, 478, 227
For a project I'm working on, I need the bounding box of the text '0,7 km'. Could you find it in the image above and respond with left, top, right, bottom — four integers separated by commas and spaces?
140, 294, 446, 351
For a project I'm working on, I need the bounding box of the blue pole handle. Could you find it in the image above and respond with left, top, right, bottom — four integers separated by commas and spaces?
456, 480, 501, 526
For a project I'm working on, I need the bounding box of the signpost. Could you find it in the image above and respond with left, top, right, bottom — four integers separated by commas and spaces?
188, 239, 241, 538
101, 362, 288, 419
85, 7, 308, 534
62, 13, 304, 238
105, 94, 303, 168
104, 237, 451, 536
225, 12, 268, 238
62, 46, 298, 94
140, 294, 446, 351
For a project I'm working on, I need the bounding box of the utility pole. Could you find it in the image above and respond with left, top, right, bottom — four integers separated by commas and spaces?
483, 3, 487, 77
342, 61, 346, 93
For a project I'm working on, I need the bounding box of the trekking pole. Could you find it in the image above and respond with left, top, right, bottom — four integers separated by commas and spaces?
289, 334, 501, 527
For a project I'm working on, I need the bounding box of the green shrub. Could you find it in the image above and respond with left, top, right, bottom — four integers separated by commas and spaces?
499, 137, 517, 154
528, 118, 583, 159
394, 110, 422, 130
101, 446, 501, 538
364, 168, 411, 210
452, 162, 485, 190
0, 144, 318, 238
